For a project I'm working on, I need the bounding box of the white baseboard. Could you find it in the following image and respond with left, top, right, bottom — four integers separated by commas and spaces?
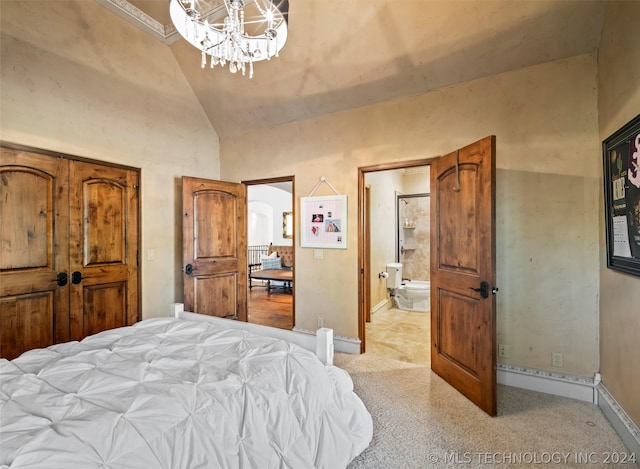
497, 364, 596, 403
292, 326, 361, 354
498, 364, 640, 455
596, 383, 640, 457
370, 298, 389, 315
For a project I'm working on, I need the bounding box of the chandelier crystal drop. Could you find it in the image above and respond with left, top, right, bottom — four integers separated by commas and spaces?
169, 0, 289, 79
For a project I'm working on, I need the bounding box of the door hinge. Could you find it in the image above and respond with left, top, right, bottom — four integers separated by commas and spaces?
137, 250, 139, 266
134, 184, 139, 196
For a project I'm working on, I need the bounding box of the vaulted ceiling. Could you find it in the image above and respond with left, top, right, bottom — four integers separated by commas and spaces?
100, 0, 607, 138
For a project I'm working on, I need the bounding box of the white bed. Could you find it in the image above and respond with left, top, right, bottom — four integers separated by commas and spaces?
0, 315, 373, 468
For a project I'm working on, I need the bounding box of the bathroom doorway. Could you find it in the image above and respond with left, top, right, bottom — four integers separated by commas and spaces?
359, 138, 497, 415
359, 163, 433, 364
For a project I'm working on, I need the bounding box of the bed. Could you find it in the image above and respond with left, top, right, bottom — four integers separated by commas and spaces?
0, 310, 373, 468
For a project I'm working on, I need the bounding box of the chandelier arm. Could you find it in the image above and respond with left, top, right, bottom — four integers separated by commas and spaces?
223, 0, 234, 18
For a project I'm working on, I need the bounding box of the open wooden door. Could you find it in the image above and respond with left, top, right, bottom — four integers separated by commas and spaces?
183, 177, 247, 321
430, 136, 497, 416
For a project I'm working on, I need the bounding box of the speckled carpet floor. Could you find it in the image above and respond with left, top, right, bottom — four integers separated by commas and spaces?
340, 307, 636, 468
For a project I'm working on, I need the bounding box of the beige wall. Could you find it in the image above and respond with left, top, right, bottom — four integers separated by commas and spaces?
403, 170, 431, 195
0, 0, 220, 318
366, 170, 404, 310
597, 1, 640, 426
2, 0, 634, 430
222, 54, 601, 378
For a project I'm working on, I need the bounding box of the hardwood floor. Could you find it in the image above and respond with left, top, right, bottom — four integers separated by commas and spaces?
247, 284, 293, 330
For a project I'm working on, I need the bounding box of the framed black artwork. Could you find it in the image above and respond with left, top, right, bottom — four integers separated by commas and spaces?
603, 114, 640, 277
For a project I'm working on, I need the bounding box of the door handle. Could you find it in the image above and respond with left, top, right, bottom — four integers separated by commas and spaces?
71, 271, 82, 285
470, 281, 490, 299
185, 264, 193, 276
57, 272, 68, 287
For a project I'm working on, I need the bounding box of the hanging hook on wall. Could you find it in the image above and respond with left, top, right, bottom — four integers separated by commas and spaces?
308, 176, 340, 196
453, 150, 461, 192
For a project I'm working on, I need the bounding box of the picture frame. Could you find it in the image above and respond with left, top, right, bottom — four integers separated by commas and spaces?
282, 211, 293, 239
300, 195, 347, 249
602, 114, 640, 277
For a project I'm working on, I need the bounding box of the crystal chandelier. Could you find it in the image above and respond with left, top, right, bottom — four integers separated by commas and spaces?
169, 0, 289, 79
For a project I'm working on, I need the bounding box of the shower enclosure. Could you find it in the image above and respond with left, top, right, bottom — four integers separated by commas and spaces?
397, 193, 430, 281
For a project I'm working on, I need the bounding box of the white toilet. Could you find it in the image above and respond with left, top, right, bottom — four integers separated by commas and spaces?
386, 263, 430, 312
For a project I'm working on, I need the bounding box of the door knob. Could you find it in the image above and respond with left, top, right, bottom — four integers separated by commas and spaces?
71, 271, 82, 284
185, 264, 193, 275
56, 272, 68, 287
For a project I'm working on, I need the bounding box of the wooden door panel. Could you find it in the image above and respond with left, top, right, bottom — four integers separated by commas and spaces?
436, 290, 481, 374
436, 166, 479, 273
431, 136, 496, 416
69, 160, 138, 340
195, 191, 237, 259
1, 147, 70, 358
183, 177, 247, 321
0, 171, 50, 269
83, 282, 127, 337
194, 274, 237, 318
82, 179, 126, 265
0, 294, 54, 360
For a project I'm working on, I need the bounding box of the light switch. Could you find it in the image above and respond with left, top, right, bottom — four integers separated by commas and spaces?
147, 249, 155, 261
314, 249, 323, 259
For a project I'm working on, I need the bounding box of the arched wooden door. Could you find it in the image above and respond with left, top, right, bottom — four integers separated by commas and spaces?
182, 176, 247, 321
430, 136, 497, 416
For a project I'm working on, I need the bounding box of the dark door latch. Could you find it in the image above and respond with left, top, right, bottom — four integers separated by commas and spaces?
71, 271, 82, 284
470, 281, 490, 299
57, 272, 68, 287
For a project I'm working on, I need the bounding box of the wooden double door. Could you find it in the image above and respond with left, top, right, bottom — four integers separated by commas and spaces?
0, 144, 139, 360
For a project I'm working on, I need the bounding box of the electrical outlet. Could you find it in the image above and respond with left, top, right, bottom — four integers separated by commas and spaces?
498, 344, 509, 358
317, 317, 324, 328
552, 352, 563, 367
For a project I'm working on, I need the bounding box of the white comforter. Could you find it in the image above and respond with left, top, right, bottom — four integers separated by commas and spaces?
0, 318, 372, 469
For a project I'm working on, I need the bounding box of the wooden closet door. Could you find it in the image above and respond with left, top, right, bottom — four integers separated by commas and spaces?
68, 160, 139, 340
0, 147, 70, 360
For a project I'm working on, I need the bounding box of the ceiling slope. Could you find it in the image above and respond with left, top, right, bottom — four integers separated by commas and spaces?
106, 0, 607, 138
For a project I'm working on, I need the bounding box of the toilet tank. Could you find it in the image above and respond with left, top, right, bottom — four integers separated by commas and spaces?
386, 263, 402, 288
